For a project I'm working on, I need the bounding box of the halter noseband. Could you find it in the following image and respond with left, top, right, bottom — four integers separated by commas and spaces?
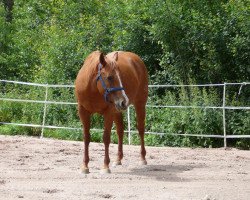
96, 63, 124, 102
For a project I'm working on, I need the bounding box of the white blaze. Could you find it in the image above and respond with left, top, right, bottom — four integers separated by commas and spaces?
116, 70, 129, 106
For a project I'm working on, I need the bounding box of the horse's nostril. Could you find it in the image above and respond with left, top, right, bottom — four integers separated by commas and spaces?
121, 101, 125, 108
118, 100, 126, 110
115, 99, 127, 111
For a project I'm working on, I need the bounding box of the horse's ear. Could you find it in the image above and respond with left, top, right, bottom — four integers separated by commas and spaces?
113, 52, 118, 61
99, 52, 107, 66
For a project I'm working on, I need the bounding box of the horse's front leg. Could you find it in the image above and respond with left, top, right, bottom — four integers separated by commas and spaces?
101, 113, 114, 174
113, 113, 124, 166
78, 105, 91, 174
134, 103, 147, 165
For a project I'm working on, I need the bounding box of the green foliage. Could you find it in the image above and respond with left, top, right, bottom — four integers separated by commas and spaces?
148, 0, 250, 84
1, 0, 249, 84
145, 86, 223, 147
0, 124, 41, 137
0, 0, 249, 148
44, 129, 82, 141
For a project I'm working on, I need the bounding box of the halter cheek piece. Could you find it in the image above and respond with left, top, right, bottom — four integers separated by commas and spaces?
96, 63, 124, 102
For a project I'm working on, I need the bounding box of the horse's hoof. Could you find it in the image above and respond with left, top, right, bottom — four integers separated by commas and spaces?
112, 160, 122, 167
81, 167, 90, 174
140, 160, 147, 165
100, 168, 111, 174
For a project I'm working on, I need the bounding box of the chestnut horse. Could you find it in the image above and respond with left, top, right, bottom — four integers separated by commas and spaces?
75, 51, 148, 174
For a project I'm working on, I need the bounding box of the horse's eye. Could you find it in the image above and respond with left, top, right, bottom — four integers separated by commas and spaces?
107, 76, 113, 81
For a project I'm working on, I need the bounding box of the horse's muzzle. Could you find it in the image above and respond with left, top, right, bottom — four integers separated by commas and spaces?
114, 99, 128, 111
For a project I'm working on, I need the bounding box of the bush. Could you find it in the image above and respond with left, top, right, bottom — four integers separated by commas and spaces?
1, 81, 249, 149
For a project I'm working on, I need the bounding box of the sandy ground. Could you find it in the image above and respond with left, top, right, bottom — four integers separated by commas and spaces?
0, 135, 249, 200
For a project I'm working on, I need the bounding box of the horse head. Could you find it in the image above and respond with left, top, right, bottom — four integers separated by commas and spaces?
96, 52, 129, 112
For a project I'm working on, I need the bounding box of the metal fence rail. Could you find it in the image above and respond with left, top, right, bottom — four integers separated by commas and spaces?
0, 80, 249, 147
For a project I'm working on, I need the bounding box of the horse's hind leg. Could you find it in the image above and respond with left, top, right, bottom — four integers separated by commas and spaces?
113, 113, 124, 166
134, 102, 147, 165
101, 113, 114, 174
78, 105, 91, 174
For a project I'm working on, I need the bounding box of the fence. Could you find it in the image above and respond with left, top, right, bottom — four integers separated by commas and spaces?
0, 80, 249, 148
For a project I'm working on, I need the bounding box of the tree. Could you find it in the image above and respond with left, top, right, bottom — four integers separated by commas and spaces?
2, 0, 14, 22
148, 0, 250, 84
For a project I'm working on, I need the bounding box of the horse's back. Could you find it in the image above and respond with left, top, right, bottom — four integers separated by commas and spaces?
108, 51, 148, 104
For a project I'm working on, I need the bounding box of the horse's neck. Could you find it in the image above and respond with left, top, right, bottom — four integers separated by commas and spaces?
86, 65, 103, 95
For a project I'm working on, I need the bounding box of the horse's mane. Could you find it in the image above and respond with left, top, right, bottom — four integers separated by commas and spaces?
83, 50, 101, 67
82, 51, 102, 77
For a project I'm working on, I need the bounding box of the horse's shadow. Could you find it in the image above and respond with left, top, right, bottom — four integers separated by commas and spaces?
118, 164, 203, 182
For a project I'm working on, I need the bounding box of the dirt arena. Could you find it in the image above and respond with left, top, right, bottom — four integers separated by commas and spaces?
0, 135, 249, 200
